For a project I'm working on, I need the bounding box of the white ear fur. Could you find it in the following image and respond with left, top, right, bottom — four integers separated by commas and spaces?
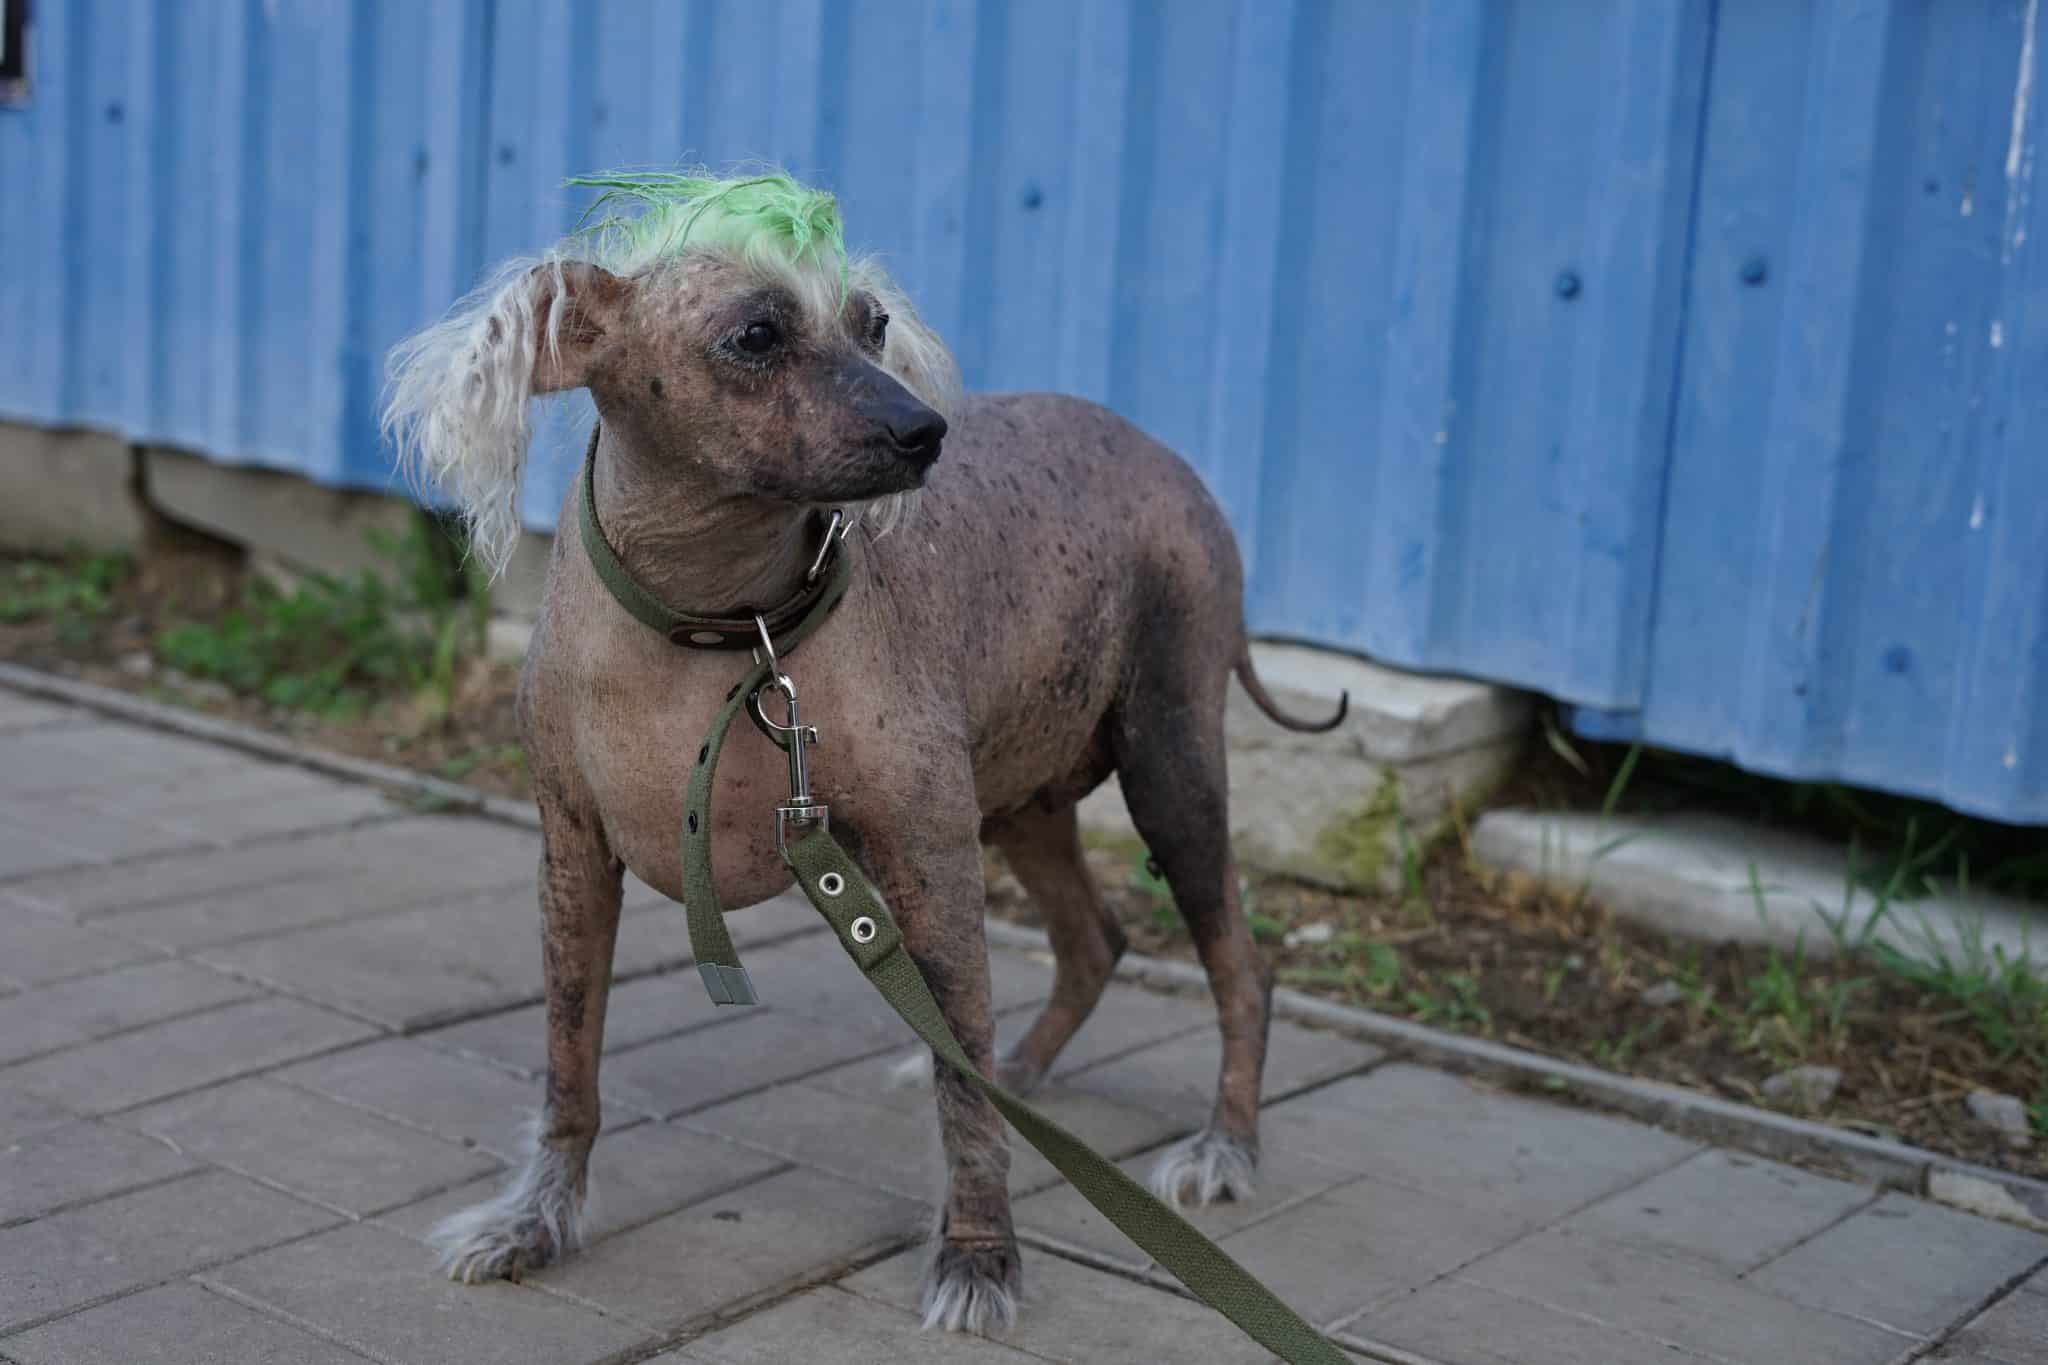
382, 256, 593, 581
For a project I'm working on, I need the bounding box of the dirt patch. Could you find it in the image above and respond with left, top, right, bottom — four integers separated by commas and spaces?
6, 544, 2042, 1180
987, 837, 2046, 1181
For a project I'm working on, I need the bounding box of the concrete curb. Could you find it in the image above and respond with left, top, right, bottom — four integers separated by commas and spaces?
6, 662, 2043, 1233
984, 917, 2048, 1231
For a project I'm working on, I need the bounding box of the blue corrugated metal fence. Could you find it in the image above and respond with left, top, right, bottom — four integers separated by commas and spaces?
0, 0, 2041, 822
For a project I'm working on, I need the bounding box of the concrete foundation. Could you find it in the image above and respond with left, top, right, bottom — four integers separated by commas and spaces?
142, 447, 423, 585
0, 424, 148, 555
1473, 808, 2044, 977
1079, 644, 1531, 891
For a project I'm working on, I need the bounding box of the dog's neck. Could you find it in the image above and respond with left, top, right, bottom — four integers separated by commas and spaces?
589, 424, 818, 619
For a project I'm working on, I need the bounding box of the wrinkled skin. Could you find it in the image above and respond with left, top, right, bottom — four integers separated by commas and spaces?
456, 254, 1332, 1327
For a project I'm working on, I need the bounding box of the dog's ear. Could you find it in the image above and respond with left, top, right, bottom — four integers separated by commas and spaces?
530, 261, 632, 393
383, 259, 633, 579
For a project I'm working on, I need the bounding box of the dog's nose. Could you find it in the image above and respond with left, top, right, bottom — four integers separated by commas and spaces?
888, 408, 947, 460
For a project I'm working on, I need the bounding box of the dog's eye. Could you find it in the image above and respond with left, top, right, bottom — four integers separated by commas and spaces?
868, 311, 889, 349
736, 320, 780, 355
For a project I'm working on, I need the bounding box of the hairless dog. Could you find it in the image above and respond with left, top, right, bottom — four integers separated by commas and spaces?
384, 172, 1340, 1334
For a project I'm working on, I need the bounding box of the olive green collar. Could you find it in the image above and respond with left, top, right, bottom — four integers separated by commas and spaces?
576, 423, 851, 651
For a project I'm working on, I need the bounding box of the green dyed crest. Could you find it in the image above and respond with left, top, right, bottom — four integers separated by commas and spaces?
566, 169, 849, 293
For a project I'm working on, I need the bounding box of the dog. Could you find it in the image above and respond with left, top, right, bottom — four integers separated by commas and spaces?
384, 171, 1342, 1334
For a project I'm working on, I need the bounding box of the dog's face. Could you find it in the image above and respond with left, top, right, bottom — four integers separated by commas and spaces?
548, 256, 948, 506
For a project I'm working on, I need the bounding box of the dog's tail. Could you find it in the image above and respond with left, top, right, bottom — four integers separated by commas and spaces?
1234, 644, 1349, 734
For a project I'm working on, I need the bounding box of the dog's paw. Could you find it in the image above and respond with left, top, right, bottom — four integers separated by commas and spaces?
1148, 1129, 1258, 1209
993, 1048, 1047, 1097
430, 1205, 568, 1284
921, 1239, 1023, 1335
886, 1049, 936, 1090
428, 1136, 587, 1284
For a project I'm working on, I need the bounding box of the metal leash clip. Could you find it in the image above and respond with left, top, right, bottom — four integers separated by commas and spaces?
747, 614, 829, 862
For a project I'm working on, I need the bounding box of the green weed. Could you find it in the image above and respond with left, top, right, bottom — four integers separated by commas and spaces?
1869, 908, 2047, 1071
1407, 972, 1492, 1031
0, 551, 132, 642
157, 520, 486, 720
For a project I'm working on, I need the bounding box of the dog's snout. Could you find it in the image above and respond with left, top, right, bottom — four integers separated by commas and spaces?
888, 407, 947, 459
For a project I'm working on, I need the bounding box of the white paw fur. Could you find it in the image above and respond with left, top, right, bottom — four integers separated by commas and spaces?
921, 1247, 1021, 1335
1148, 1129, 1258, 1208
429, 1116, 589, 1283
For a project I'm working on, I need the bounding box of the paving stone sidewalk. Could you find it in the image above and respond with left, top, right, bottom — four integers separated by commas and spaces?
0, 683, 2042, 1364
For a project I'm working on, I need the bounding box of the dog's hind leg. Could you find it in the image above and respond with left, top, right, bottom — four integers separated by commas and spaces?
431, 790, 623, 1282
989, 804, 1126, 1094
1110, 679, 1271, 1209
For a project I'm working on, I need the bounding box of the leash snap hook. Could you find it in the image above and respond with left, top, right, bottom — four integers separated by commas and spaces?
747, 613, 830, 863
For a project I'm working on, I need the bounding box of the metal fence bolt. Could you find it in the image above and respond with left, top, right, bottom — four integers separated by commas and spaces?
1554, 270, 1581, 299
1021, 183, 1045, 211
1740, 256, 1769, 285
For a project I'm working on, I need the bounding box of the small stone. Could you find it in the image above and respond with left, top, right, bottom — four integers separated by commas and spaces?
1638, 980, 1685, 1008
1762, 1064, 1842, 1111
117, 650, 154, 678
1285, 922, 1337, 948
1966, 1090, 2035, 1148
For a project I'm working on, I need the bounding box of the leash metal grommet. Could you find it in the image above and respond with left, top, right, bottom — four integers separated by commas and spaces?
819, 872, 845, 897
850, 915, 877, 944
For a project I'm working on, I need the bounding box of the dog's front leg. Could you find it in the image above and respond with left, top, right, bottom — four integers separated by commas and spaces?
856, 825, 1020, 1334
431, 788, 623, 1282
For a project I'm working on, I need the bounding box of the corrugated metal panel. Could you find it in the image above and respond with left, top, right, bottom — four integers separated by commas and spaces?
0, 0, 2041, 822
0, 0, 494, 490
1574, 0, 2048, 823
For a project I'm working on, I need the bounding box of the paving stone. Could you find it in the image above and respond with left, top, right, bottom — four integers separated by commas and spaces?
1557, 1147, 1874, 1274
604, 1007, 904, 1116
274, 1039, 564, 1161
0, 1170, 338, 1331
129, 1077, 501, 1215
74, 761, 395, 845
1, 724, 250, 799
998, 980, 1211, 1081
422, 967, 734, 1077
1350, 1278, 1718, 1365
1262, 1062, 1698, 1227
1943, 1286, 2048, 1364
197, 893, 553, 1028
614, 899, 711, 977
0, 1085, 73, 1145
1, 1281, 375, 1365
1203, 1175, 1523, 1326
682, 1079, 941, 1199
3, 996, 377, 1115
10, 815, 536, 923
672, 1286, 1041, 1364
0, 958, 257, 1064
721, 930, 1050, 1041
0, 693, 82, 734
685, 1077, 1184, 1202
0, 912, 162, 989
1061, 1017, 1384, 1126
1461, 1226, 1920, 1364
847, 1245, 1278, 1363
1017, 1130, 1359, 1269
203, 1219, 646, 1364
0, 816, 118, 879
0, 1119, 195, 1224
195, 892, 705, 1029
536, 1165, 918, 1331
379, 1120, 786, 1245
1745, 1192, 2048, 1337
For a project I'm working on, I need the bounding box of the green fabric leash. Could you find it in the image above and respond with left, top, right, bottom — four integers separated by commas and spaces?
577, 460, 1347, 1365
